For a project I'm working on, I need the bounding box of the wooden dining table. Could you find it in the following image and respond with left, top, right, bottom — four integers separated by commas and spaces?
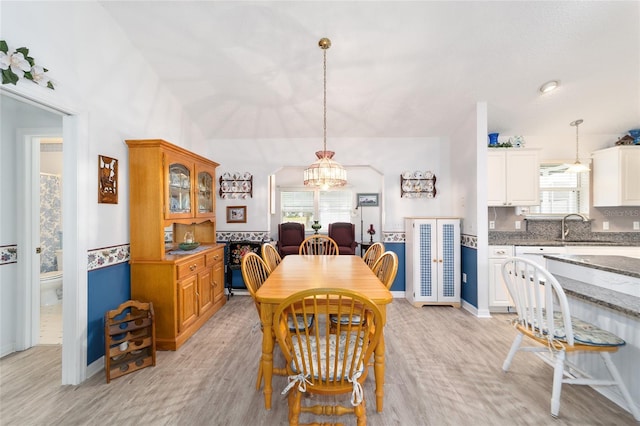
255, 254, 393, 412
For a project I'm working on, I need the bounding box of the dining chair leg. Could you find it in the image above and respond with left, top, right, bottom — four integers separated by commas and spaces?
256, 357, 263, 390
289, 388, 301, 425
502, 332, 523, 372
601, 352, 640, 421
550, 350, 566, 418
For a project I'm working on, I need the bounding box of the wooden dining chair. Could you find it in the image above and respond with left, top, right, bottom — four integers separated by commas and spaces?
362, 242, 385, 269
241, 252, 286, 390
371, 251, 398, 289
330, 250, 397, 334
261, 242, 282, 274
298, 234, 339, 255
501, 257, 640, 421
274, 288, 383, 426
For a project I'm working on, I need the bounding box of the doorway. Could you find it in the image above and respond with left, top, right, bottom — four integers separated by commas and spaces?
38, 136, 64, 345
2, 89, 88, 385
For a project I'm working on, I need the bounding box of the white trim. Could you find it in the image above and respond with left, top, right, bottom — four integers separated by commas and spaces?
9, 87, 87, 385
16, 127, 62, 351
61, 113, 90, 385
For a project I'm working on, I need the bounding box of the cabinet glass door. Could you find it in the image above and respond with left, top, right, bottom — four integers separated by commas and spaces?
168, 163, 192, 217
196, 170, 214, 217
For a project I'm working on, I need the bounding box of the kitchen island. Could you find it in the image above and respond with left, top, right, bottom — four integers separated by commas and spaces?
545, 254, 640, 416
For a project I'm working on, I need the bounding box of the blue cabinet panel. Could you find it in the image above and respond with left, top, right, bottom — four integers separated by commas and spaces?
460, 246, 477, 308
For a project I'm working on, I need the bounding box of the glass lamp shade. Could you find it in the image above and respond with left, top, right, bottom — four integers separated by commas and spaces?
303, 151, 347, 188
565, 161, 590, 173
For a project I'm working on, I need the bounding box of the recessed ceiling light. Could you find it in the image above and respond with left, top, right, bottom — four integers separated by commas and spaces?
539, 80, 559, 93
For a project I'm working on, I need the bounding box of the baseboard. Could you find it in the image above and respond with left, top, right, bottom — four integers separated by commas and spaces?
1, 343, 16, 358
461, 300, 491, 318
86, 356, 104, 380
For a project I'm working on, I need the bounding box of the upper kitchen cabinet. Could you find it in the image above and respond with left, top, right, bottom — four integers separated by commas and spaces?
487, 149, 540, 206
592, 146, 640, 207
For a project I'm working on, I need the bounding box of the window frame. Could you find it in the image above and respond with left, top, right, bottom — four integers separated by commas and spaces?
527, 162, 589, 217
279, 187, 354, 231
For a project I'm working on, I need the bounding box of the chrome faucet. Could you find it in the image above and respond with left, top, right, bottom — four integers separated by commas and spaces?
561, 213, 589, 241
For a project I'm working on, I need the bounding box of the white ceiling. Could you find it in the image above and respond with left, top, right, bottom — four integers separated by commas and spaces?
100, 1, 639, 141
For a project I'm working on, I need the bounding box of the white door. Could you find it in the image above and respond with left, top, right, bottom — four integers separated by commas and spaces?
435, 219, 460, 304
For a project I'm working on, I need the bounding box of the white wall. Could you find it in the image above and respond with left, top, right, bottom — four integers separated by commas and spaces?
450, 107, 481, 235
0, 2, 204, 367
210, 136, 454, 235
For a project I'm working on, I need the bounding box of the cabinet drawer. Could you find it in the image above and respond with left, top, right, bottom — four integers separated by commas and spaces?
177, 256, 205, 279
489, 246, 513, 258
206, 249, 224, 266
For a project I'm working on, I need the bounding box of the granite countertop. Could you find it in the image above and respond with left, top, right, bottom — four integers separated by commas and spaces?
489, 239, 639, 247
553, 274, 640, 319
544, 254, 640, 279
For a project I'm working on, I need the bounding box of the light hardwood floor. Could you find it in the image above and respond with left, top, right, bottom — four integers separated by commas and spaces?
1, 296, 636, 425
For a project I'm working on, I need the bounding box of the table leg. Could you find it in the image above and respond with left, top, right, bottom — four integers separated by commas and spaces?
261, 303, 274, 409
374, 306, 386, 412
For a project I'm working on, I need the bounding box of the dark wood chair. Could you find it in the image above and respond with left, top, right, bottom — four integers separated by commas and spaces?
328, 222, 358, 255
277, 222, 305, 257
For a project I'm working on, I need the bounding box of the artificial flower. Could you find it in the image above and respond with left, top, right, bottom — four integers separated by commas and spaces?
30, 65, 51, 87
1, 40, 54, 89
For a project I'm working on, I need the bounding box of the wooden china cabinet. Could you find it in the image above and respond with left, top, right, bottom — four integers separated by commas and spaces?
126, 139, 225, 350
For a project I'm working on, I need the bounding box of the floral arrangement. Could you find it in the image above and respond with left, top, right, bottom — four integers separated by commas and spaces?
0, 40, 54, 89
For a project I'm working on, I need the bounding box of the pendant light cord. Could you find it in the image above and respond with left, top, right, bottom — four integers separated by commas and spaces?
323, 46, 327, 154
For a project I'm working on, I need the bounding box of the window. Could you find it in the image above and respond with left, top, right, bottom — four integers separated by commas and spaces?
281, 189, 353, 230
529, 163, 589, 215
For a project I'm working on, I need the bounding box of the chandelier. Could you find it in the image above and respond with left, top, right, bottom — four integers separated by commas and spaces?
565, 119, 590, 173
303, 37, 347, 189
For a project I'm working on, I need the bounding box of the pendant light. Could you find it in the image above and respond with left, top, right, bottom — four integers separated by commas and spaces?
565, 119, 590, 173
303, 37, 347, 189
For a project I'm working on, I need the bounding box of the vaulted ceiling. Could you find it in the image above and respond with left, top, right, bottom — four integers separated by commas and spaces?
100, 1, 639, 141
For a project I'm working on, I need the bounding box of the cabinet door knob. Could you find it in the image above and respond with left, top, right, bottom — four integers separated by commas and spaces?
190, 264, 197, 271
214, 255, 220, 260
433, 259, 437, 263
497, 250, 505, 254
438, 259, 443, 263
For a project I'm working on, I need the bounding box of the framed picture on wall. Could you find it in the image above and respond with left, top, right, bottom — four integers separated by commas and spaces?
226, 205, 247, 223
98, 155, 118, 204
357, 193, 379, 207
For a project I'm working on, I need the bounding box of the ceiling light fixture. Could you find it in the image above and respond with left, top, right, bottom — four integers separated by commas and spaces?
565, 119, 590, 173
303, 37, 347, 189
539, 80, 559, 93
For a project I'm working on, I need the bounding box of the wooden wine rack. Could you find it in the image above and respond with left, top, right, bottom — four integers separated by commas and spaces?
104, 300, 156, 383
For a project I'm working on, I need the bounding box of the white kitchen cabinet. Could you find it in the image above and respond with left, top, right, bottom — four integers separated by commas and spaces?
487, 149, 540, 206
488, 245, 514, 312
592, 146, 640, 207
405, 218, 460, 307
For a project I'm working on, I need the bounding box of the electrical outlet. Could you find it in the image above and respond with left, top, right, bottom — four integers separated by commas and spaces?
634, 221, 640, 231
489, 221, 495, 229
515, 221, 521, 230
462, 272, 467, 283
603, 221, 610, 230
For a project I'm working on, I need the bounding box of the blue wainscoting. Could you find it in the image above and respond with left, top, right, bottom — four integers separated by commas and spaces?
87, 262, 130, 365
460, 245, 477, 308
384, 242, 405, 291
228, 243, 407, 292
